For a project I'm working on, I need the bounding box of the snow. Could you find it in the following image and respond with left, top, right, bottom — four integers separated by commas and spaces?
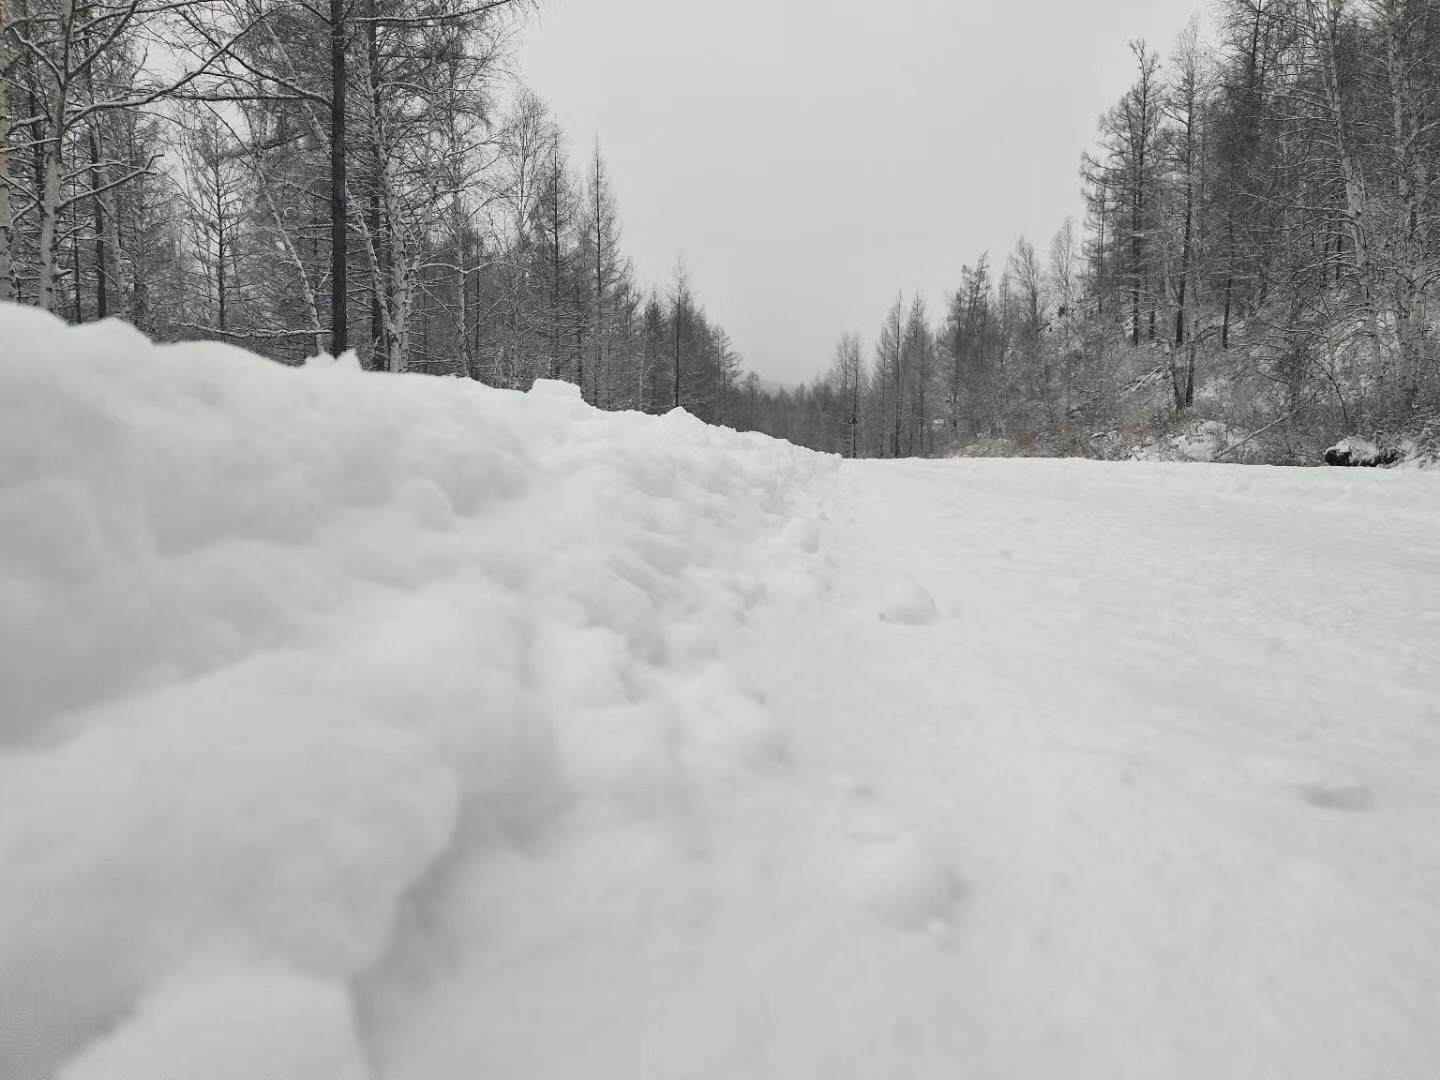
877, 575, 941, 625
1330, 434, 1384, 462
1324, 434, 1392, 467
1128, 418, 1238, 462
4, 307, 1440, 1079
60, 972, 372, 1080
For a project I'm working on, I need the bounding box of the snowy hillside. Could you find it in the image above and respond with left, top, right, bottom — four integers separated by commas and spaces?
3, 308, 1439, 1080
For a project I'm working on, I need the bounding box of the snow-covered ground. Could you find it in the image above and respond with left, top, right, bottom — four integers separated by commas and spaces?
3, 308, 1439, 1080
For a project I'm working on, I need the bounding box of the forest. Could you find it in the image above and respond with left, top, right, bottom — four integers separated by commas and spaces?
0, 0, 746, 421
756, 2, 1440, 464
1, 0, 1437, 463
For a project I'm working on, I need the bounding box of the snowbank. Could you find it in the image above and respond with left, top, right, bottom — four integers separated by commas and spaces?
6, 307, 1439, 1080
0, 308, 834, 1079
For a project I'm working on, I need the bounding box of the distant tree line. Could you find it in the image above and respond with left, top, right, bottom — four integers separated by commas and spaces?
7, 0, 1437, 458
0, 0, 750, 421
750, 1, 1440, 462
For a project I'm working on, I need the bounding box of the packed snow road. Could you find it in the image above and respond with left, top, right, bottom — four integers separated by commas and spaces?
2, 309, 1438, 1080
720, 458, 1440, 1079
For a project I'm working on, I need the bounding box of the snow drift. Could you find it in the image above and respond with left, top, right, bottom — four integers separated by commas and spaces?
4, 307, 1439, 1080
0, 307, 833, 1079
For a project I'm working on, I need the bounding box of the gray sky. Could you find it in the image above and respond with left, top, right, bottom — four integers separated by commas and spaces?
517, 0, 1205, 386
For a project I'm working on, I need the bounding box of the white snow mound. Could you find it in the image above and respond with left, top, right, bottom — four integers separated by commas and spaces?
879, 575, 940, 625
0, 307, 834, 1079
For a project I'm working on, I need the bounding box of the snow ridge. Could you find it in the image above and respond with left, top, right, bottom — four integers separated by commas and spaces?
0, 308, 834, 1079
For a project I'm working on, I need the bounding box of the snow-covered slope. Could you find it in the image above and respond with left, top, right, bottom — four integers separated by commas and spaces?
3, 308, 1438, 1080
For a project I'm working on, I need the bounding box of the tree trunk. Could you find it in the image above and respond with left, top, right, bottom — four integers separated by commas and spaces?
90, 132, 106, 318
1311, 0, 1387, 374
592, 155, 604, 405
0, 60, 15, 302
216, 193, 227, 335
367, 10, 383, 368
37, 123, 65, 313
850, 374, 859, 459
1175, 158, 1193, 349
71, 225, 82, 321
1130, 204, 1142, 346
455, 216, 471, 376
36, 0, 75, 315
1383, 0, 1431, 400
385, 220, 412, 372
329, 0, 347, 355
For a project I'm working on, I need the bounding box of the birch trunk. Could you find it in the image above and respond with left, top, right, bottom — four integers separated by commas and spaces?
0, 61, 14, 302
386, 241, 412, 372
35, 0, 75, 314
0, 0, 16, 301
1309, 0, 1389, 373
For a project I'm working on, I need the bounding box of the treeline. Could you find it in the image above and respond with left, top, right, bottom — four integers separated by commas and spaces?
0, 0, 749, 421
751, 1, 1440, 462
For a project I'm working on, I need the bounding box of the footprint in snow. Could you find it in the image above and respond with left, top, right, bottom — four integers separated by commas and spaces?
1298, 782, 1375, 813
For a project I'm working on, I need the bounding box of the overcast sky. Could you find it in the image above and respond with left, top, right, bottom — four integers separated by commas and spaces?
516, 0, 1206, 386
